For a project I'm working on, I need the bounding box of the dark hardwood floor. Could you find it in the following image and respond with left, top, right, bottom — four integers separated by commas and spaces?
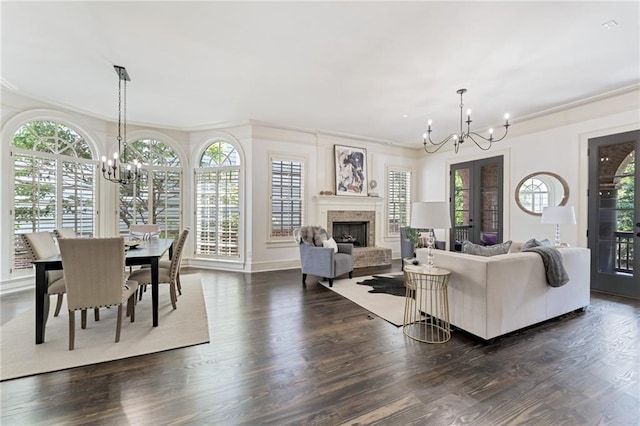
2, 262, 639, 425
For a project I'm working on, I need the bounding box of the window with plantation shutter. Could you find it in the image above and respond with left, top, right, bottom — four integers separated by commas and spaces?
270, 157, 304, 239
118, 139, 182, 240
195, 140, 241, 258
387, 168, 412, 235
11, 121, 96, 273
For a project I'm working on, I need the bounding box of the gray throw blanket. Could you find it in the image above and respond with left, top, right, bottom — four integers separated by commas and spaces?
522, 246, 569, 287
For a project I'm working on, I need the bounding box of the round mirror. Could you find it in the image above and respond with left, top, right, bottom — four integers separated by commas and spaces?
515, 172, 569, 216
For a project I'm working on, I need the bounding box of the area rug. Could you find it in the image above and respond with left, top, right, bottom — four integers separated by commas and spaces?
0, 274, 209, 381
319, 273, 407, 326
357, 274, 407, 296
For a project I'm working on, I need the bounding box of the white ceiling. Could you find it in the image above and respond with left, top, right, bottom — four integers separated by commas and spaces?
2, 1, 639, 146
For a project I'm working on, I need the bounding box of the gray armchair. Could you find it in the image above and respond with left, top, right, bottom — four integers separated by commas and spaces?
299, 240, 354, 288
400, 227, 416, 270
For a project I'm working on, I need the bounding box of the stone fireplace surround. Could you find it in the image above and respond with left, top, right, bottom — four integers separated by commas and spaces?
327, 210, 376, 247
315, 195, 391, 268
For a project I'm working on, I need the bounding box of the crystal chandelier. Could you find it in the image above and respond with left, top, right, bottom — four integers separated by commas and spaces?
423, 88, 511, 154
100, 65, 141, 184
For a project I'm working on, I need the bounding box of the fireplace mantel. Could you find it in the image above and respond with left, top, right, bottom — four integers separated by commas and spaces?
313, 195, 384, 244
313, 195, 384, 209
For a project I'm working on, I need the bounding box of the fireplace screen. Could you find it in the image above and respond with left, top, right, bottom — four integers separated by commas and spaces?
332, 221, 368, 247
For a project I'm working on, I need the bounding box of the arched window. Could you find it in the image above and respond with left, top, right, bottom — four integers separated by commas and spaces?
519, 177, 549, 214
12, 120, 96, 272
195, 140, 241, 258
118, 138, 182, 239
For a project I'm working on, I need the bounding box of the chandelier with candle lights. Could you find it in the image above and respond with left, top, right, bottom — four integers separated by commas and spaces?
100, 65, 141, 184
423, 89, 511, 154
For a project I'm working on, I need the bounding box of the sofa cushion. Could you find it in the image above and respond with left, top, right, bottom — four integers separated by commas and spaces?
462, 240, 512, 257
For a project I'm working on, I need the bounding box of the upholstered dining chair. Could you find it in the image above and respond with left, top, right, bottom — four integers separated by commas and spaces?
127, 223, 161, 276
58, 237, 139, 350
128, 228, 189, 310
22, 232, 68, 318
129, 223, 160, 240
54, 228, 77, 239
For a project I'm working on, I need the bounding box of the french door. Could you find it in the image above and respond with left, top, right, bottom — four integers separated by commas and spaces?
588, 130, 639, 297
450, 156, 504, 249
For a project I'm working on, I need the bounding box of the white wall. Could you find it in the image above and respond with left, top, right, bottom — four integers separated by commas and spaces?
420, 88, 640, 248
211, 123, 419, 272
2, 86, 638, 291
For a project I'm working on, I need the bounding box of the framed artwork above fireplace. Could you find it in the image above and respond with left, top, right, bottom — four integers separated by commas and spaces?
334, 145, 367, 196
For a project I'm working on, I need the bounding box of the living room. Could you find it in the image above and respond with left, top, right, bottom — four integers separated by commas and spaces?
1, 1, 639, 424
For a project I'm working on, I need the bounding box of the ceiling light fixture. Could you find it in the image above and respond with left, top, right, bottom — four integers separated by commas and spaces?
601, 20, 618, 30
100, 65, 141, 185
422, 88, 511, 154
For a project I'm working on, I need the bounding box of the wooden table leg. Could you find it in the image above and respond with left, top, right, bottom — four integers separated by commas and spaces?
151, 257, 159, 327
35, 264, 50, 344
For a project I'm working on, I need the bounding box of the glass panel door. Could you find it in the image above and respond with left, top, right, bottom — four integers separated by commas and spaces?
450, 156, 503, 250
588, 130, 638, 297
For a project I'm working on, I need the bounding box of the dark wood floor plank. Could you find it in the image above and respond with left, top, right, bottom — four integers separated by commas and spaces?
2, 263, 639, 425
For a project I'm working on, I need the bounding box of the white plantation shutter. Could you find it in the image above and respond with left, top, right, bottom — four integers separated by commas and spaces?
387, 169, 412, 234
195, 140, 241, 258
195, 169, 240, 256
118, 139, 183, 240
270, 158, 304, 239
12, 121, 96, 273
61, 160, 95, 236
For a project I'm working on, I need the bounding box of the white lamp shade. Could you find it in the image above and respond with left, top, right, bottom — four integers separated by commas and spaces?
541, 205, 576, 225
411, 201, 451, 230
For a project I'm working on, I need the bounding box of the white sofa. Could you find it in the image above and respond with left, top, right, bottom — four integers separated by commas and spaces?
415, 247, 590, 341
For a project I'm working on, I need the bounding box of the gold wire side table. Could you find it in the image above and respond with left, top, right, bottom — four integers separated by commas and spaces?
403, 266, 452, 344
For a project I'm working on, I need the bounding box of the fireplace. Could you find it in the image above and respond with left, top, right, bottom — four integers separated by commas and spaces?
332, 221, 368, 247
321, 206, 390, 268
327, 210, 376, 247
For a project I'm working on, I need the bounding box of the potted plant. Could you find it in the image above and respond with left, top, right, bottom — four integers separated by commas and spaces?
404, 227, 419, 245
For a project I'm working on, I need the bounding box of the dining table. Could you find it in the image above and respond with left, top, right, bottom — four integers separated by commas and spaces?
32, 237, 174, 344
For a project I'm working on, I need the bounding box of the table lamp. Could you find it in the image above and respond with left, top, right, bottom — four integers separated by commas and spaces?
411, 201, 451, 270
541, 205, 576, 247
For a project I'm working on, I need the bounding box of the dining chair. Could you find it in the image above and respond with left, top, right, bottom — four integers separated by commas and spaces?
127, 223, 161, 276
22, 232, 68, 318
58, 237, 139, 350
54, 228, 77, 239
128, 228, 189, 310
129, 224, 160, 240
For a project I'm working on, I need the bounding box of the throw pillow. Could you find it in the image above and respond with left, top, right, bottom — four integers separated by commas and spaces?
313, 228, 329, 246
523, 238, 553, 249
294, 226, 329, 246
322, 237, 338, 253
416, 236, 429, 248
480, 233, 498, 245
509, 241, 524, 253
540, 238, 552, 247
462, 240, 512, 257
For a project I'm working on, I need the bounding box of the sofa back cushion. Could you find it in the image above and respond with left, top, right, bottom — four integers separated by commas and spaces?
462, 240, 512, 257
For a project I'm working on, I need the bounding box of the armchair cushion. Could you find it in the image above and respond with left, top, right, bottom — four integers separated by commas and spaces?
323, 237, 338, 253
